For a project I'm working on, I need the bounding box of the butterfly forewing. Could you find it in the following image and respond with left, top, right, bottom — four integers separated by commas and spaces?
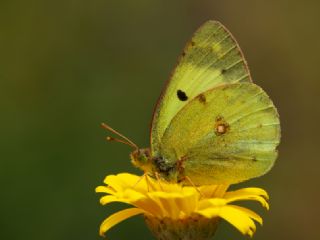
151, 21, 251, 154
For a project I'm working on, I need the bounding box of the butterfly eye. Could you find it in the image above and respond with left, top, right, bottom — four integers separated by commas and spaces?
177, 90, 188, 101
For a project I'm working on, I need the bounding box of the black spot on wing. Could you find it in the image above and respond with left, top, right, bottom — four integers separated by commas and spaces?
221, 69, 227, 74
177, 90, 188, 101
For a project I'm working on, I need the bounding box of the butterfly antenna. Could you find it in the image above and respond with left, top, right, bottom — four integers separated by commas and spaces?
101, 123, 138, 150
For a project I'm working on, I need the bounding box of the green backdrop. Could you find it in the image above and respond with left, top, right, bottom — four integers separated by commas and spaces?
1, 0, 319, 239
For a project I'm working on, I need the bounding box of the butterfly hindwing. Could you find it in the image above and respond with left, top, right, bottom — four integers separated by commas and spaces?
151, 21, 252, 154
159, 83, 280, 184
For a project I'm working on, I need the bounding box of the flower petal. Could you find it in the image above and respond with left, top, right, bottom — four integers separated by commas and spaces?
133, 197, 165, 216
197, 198, 227, 210
95, 186, 115, 194
196, 208, 220, 218
100, 195, 122, 205
199, 185, 229, 198
218, 205, 259, 237
148, 192, 180, 218
224, 187, 269, 200
99, 208, 144, 236
104, 173, 141, 192
122, 189, 146, 201
228, 205, 263, 225
176, 188, 198, 215
224, 188, 269, 210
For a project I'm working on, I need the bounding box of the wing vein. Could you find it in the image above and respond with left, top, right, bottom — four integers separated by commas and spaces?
229, 106, 274, 124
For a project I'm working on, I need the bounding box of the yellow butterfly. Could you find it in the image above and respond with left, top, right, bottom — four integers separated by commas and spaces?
103, 20, 281, 185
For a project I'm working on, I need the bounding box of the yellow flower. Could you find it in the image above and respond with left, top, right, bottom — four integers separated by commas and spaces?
96, 173, 269, 239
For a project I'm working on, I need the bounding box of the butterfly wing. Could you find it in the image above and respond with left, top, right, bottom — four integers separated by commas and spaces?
159, 83, 280, 185
151, 20, 252, 154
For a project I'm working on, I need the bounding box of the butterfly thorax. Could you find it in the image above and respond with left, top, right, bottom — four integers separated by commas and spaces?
130, 148, 180, 182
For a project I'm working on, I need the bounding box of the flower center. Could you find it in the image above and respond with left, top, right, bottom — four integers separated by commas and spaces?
145, 215, 219, 240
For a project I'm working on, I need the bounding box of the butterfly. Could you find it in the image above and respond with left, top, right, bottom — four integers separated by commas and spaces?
103, 20, 281, 185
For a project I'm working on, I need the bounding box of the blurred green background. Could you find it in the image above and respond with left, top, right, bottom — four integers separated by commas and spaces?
1, 0, 319, 239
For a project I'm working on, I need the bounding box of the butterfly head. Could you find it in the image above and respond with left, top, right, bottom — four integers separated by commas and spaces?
101, 123, 153, 174
130, 148, 153, 173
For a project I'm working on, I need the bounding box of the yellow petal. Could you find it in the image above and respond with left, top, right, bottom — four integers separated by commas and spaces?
225, 187, 269, 200
228, 205, 263, 225
148, 192, 181, 218
99, 208, 144, 236
196, 208, 220, 218
95, 186, 115, 194
199, 185, 229, 198
198, 185, 220, 198
218, 205, 258, 237
133, 197, 165, 216
145, 190, 198, 218
160, 181, 184, 193
224, 188, 269, 210
104, 173, 141, 192
197, 204, 261, 237
197, 198, 227, 210
176, 188, 198, 215
100, 195, 128, 205
122, 189, 146, 201
103, 175, 123, 192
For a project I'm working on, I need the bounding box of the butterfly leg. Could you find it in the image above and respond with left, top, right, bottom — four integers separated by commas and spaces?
184, 176, 204, 198
144, 174, 152, 192
154, 172, 164, 191
132, 174, 146, 189
132, 173, 152, 192
176, 155, 203, 196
